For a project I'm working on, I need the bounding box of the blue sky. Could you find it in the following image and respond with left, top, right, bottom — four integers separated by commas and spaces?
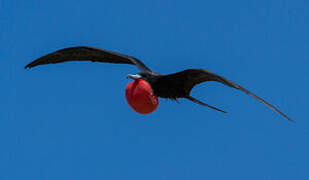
1, 0, 308, 179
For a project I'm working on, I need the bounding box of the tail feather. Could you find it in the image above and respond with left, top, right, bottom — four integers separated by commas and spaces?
187, 96, 227, 113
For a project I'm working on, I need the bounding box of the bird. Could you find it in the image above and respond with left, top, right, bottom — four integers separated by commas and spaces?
25, 46, 293, 122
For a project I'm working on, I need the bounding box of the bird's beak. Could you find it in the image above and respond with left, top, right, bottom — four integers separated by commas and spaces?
127, 74, 142, 80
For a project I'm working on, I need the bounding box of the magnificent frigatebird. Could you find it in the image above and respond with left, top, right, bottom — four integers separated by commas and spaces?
25, 46, 293, 122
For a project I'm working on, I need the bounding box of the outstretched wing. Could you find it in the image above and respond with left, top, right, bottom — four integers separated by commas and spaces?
24, 46, 152, 73
163, 69, 293, 122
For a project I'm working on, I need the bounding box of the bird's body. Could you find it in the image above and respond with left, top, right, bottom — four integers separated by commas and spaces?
25, 46, 293, 122
138, 73, 188, 99
151, 74, 189, 99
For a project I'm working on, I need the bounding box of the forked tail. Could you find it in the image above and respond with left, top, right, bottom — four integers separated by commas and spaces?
187, 96, 227, 113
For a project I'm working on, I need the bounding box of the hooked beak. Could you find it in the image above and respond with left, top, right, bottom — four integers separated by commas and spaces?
127, 74, 142, 80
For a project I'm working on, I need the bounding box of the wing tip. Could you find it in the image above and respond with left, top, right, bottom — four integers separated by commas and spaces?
24, 62, 35, 69
286, 117, 296, 124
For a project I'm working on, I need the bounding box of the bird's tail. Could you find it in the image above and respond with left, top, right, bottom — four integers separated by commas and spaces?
187, 96, 227, 113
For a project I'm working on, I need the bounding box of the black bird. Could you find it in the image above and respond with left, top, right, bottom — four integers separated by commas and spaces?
25, 46, 293, 122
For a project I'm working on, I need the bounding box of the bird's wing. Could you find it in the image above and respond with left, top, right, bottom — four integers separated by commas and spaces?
24, 46, 152, 73
162, 69, 293, 122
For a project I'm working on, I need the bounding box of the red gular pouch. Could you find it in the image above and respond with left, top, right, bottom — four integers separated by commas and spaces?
125, 79, 159, 114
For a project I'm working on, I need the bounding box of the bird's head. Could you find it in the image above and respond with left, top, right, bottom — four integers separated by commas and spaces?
125, 73, 159, 114
127, 72, 155, 81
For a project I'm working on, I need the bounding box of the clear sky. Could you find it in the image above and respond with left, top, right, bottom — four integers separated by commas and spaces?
1, 0, 308, 179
